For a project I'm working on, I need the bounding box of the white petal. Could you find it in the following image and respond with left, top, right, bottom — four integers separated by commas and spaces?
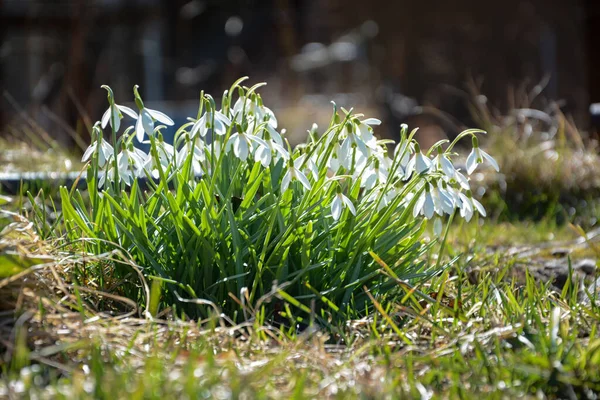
141, 109, 155, 137
190, 118, 204, 136
147, 108, 174, 125
362, 170, 377, 190
339, 137, 352, 168
82, 143, 96, 162
405, 157, 416, 180
101, 108, 111, 129
482, 150, 500, 172
255, 145, 271, 167
415, 153, 432, 174
466, 149, 478, 175
272, 143, 290, 161
296, 169, 312, 191
266, 125, 283, 145
331, 196, 342, 221
135, 117, 145, 142
112, 107, 121, 132
413, 192, 426, 218
423, 193, 435, 219
281, 170, 291, 192
215, 111, 232, 126
226, 133, 239, 153
236, 136, 249, 160
341, 194, 356, 215
472, 198, 487, 217
361, 118, 381, 126
440, 155, 455, 177
116, 105, 138, 119
454, 170, 470, 190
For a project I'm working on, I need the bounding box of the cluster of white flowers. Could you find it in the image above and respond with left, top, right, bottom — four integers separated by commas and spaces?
83, 81, 499, 230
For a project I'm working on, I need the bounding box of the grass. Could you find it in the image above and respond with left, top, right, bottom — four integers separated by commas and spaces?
1, 207, 600, 398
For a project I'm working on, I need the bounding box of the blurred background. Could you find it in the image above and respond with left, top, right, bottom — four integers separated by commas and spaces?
0, 0, 598, 149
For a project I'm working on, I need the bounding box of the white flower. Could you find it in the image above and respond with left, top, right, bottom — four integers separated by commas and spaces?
338, 120, 376, 169
294, 153, 319, 180
98, 166, 113, 189
451, 169, 471, 190
330, 191, 356, 221
458, 191, 486, 222
361, 160, 388, 190
353, 117, 380, 149
101, 103, 138, 133
466, 146, 499, 175
405, 146, 432, 179
413, 185, 435, 219
430, 184, 455, 216
254, 139, 289, 168
281, 163, 311, 192
82, 137, 114, 168
144, 139, 174, 179
133, 86, 174, 142
117, 147, 145, 186
135, 107, 175, 142
191, 111, 231, 137
226, 129, 269, 162
177, 137, 206, 174
430, 150, 456, 178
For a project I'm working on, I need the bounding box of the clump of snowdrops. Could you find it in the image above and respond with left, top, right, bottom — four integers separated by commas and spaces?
61, 77, 498, 321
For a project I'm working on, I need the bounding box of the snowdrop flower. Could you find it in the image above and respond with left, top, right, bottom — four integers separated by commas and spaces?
133, 85, 175, 142
227, 125, 269, 161
413, 184, 435, 219
338, 118, 380, 169
330, 186, 356, 221
191, 110, 231, 138
294, 152, 319, 180
458, 190, 486, 222
466, 136, 499, 175
281, 159, 312, 192
100, 85, 138, 132
430, 183, 455, 216
117, 144, 146, 186
361, 158, 388, 190
450, 169, 470, 191
353, 117, 380, 149
405, 143, 432, 178
394, 139, 413, 170
430, 147, 456, 178
177, 135, 206, 174
144, 135, 175, 179
82, 133, 114, 168
98, 166, 113, 189
254, 132, 289, 168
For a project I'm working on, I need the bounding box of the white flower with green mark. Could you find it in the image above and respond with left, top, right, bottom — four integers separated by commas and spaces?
133, 85, 175, 142
100, 86, 138, 133
330, 187, 356, 221
405, 143, 432, 178
191, 110, 231, 138
413, 184, 435, 219
281, 159, 312, 192
466, 136, 499, 175
226, 125, 269, 162
430, 147, 456, 178
82, 136, 114, 168
458, 190, 486, 222
117, 144, 146, 186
